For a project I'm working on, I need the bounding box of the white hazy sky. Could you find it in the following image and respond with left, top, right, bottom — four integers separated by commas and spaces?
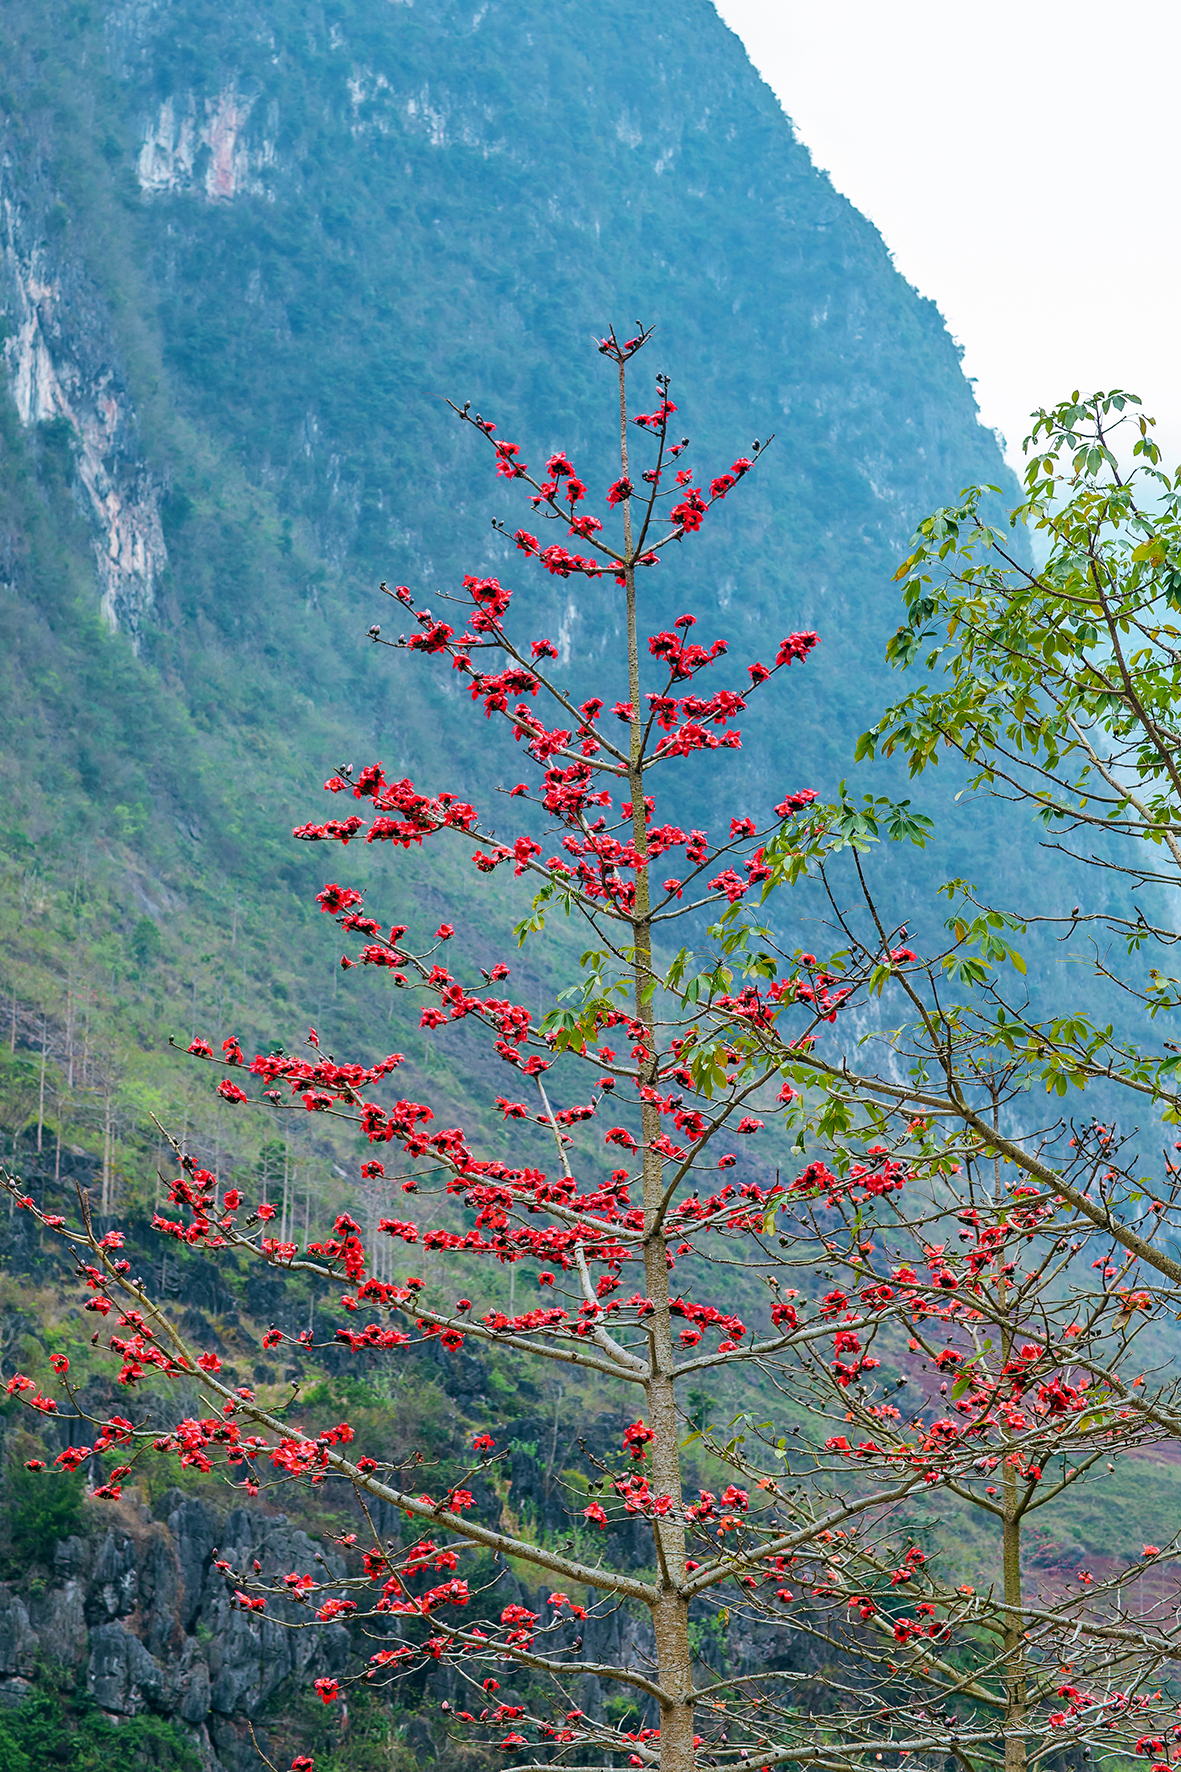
713, 0, 1181, 475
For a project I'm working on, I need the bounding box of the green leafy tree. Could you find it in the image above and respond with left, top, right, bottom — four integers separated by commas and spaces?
820, 389, 1181, 1248
6, 1461, 84, 1571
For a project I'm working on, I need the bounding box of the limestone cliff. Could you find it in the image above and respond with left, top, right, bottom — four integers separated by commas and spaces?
0, 1489, 347, 1770
1, 165, 165, 643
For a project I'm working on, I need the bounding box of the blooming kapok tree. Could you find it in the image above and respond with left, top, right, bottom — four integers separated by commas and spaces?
5, 350, 1181, 1772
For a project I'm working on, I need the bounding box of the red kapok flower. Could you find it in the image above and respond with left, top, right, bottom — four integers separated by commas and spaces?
316, 883, 364, 914
774, 788, 818, 819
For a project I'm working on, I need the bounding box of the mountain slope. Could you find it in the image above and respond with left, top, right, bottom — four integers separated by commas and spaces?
0, 0, 1016, 1261
0, 7, 1045, 1767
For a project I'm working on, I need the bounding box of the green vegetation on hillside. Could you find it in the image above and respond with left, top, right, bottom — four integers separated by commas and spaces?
0, 0, 1018, 1212
0, 1693, 197, 1772
0, 9, 1054, 1760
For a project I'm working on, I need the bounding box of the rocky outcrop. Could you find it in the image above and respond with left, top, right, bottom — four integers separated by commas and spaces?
0, 182, 166, 642
7, 1491, 349, 1772
137, 85, 278, 202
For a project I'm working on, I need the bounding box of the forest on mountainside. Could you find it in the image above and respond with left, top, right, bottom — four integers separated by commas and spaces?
0, 0, 1019, 1232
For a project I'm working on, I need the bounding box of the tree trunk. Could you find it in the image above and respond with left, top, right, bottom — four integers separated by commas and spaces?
615, 352, 696, 1771
36, 1018, 46, 1153
999, 1222, 1026, 1772
1002, 1464, 1027, 1772
653, 1589, 695, 1771
101, 1088, 112, 1216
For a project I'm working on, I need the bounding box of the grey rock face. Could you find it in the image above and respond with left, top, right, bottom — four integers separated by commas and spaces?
174, 1636, 212, 1724
203, 1510, 349, 1717
166, 1492, 219, 1633
86, 1529, 140, 1623
29, 1575, 88, 1665
87, 1619, 166, 1714
0, 1490, 349, 1772
140, 1529, 184, 1659
0, 1590, 38, 1679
